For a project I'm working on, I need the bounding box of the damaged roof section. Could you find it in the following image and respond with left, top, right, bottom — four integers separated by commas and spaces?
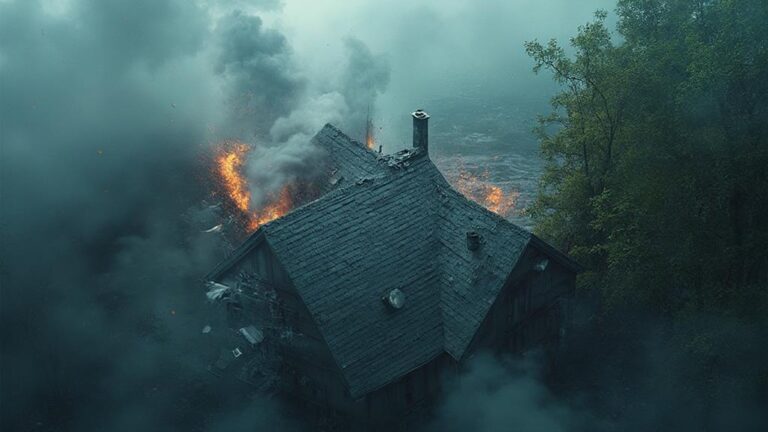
312, 123, 388, 193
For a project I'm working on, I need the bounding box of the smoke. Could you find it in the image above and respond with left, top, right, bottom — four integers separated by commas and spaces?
214, 10, 305, 138
337, 37, 391, 140
11, 0, 761, 431
211, 10, 391, 206
0, 0, 348, 430
430, 353, 581, 432
429, 304, 767, 432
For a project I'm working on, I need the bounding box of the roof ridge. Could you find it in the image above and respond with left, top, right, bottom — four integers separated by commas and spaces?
321, 123, 381, 156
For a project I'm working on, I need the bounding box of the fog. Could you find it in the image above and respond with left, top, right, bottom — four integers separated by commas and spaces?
1, 0, 616, 430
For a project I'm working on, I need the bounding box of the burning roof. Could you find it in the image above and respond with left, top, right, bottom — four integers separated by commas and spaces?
207, 122, 580, 398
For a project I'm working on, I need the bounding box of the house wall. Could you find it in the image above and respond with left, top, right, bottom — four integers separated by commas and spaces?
216, 240, 364, 424
359, 354, 451, 430
466, 245, 576, 357
216, 240, 576, 430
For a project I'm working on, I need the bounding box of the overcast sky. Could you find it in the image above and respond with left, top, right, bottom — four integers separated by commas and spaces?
274, 0, 618, 146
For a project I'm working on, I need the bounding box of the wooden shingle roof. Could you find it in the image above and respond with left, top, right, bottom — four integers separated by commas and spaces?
209, 124, 575, 398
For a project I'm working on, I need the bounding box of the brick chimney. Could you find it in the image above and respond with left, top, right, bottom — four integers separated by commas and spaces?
412, 109, 430, 155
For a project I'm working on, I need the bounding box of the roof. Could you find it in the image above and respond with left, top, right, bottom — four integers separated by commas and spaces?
313, 123, 388, 193
209, 124, 578, 398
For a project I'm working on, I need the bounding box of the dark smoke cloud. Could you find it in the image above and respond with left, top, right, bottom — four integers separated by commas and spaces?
0, 0, 313, 430
0, 0, 394, 428
215, 10, 305, 138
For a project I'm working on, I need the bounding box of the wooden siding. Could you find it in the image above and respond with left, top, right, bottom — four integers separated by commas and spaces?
217, 240, 576, 430
465, 245, 575, 357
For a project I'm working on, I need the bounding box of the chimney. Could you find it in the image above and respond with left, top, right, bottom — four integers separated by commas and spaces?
412, 109, 430, 154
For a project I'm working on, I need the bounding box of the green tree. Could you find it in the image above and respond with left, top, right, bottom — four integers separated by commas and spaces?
526, 0, 768, 317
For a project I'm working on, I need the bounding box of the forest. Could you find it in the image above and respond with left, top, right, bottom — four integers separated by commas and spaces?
526, 0, 767, 428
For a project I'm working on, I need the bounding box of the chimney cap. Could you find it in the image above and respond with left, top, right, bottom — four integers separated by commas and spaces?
411, 109, 430, 120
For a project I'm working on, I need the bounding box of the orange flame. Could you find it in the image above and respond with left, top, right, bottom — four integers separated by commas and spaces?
247, 185, 293, 231
452, 169, 518, 217
366, 133, 375, 150
215, 142, 251, 213
214, 142, 293, 232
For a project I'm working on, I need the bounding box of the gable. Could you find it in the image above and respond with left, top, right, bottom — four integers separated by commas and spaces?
435, 186, 531, 359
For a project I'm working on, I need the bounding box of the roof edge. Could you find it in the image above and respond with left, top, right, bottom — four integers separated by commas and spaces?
320, 123, 380, 156
205, 230, 266, 281
348, 351, 444, 400
528, 234, 583, 273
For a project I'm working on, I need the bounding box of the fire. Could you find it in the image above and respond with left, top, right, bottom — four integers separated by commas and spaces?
247, 185, 293, 231
452, 169, 518, 217
365, 115, 376, 150
214, 141, 293, 232
215, 142, 251, 213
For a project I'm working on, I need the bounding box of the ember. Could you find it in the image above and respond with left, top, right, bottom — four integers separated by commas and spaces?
365, 113, 376, 150
213, 141, 294, 232
451, 168, 518, 217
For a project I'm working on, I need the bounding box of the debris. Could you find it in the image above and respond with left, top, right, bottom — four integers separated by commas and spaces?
205, 281, 231, 301
356, 177, 374, 185
202, 325, 212, 334
329, 168, 344, 186
239, 325, 264, 345
202, 224, 223, 233
381, 148, 420, 169
232, 347, 243, 358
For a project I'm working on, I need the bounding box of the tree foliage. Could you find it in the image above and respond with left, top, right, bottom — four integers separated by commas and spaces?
526, 0, 768, 318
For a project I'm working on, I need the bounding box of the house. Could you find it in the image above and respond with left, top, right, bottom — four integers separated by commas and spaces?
205, 110, 580, 430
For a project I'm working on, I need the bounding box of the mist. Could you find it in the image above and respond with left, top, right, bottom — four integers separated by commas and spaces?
5, 0, 721, 431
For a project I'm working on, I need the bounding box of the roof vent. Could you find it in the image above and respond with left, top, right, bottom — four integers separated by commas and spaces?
534, 258, 549, 272
466, 231, 481, 251
384, 288, 406, 309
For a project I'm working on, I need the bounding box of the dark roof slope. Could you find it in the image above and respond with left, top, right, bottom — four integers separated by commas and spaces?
209, 125, 575, 398
436, 186, 531, 358
264, 155, 445, 398
313, 123, 388, 191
